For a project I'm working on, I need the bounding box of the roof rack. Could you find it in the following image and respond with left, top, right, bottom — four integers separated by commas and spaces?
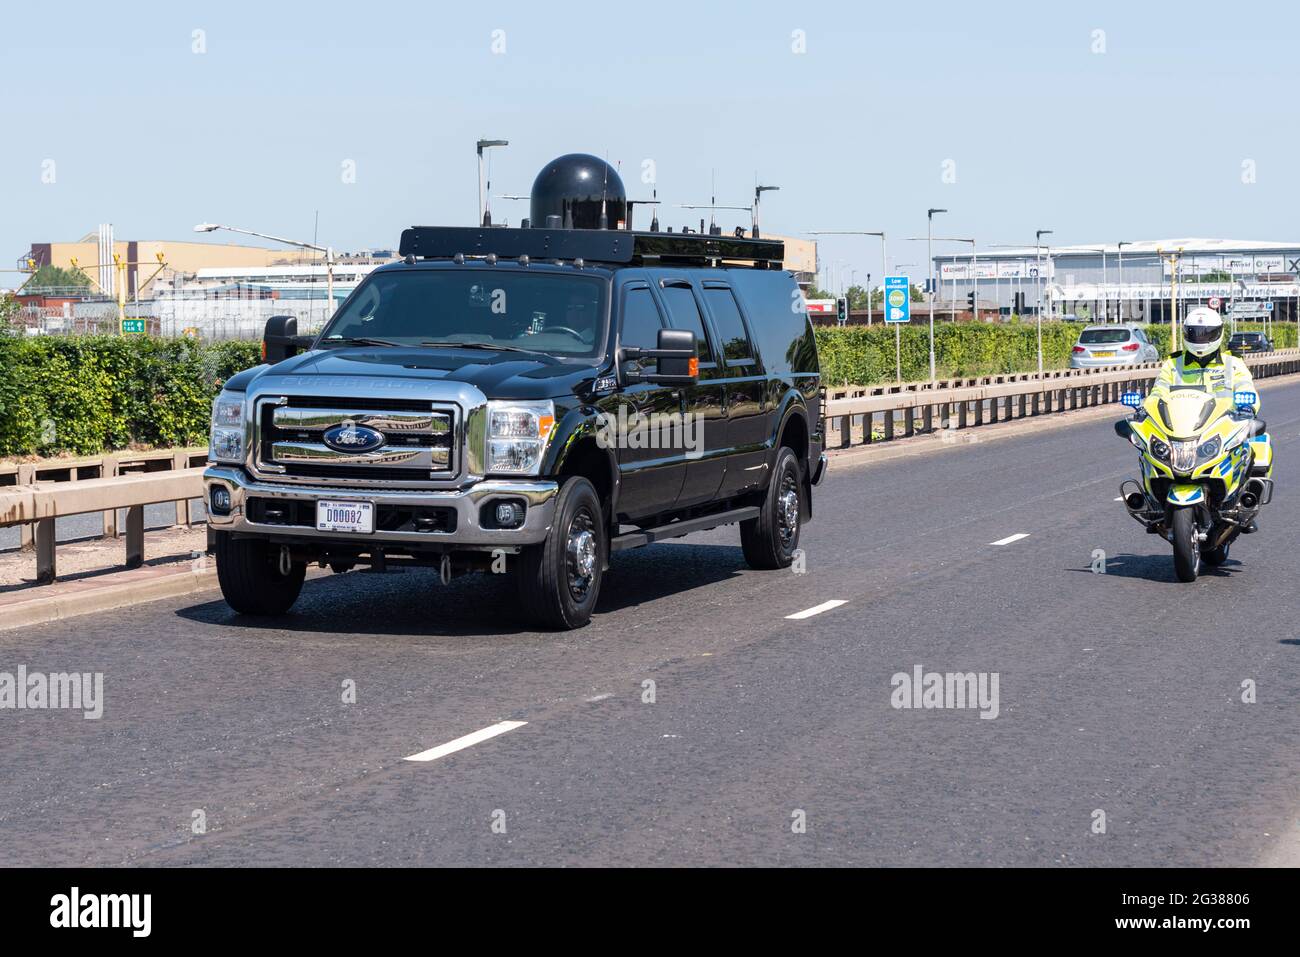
398, 226, 785, 269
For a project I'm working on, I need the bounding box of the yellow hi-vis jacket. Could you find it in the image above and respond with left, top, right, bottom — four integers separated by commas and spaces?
1150, 350, 1259, 413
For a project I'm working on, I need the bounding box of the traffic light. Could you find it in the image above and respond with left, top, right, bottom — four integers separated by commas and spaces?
966, 291, 976, 311
836, 297, 848, 325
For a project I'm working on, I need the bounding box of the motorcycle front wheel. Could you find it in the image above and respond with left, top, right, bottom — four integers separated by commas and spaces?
1171, 507, 1200, 582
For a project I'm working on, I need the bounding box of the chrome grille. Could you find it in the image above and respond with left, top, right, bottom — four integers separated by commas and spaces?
260, 398, 454, 480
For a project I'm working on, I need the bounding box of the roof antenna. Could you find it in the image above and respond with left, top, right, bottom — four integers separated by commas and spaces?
710, 169, 716, 232
599, 151, 610, 230
650, 184, 659, 232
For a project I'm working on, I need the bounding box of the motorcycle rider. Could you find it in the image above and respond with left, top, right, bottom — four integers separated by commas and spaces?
1150, 306, 1263, 531
1151, 306, 1259, 414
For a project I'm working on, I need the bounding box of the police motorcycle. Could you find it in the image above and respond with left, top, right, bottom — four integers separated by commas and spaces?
1114, 385, 1274, 582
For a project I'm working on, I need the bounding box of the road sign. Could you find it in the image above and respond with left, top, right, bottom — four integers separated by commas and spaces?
120, 318, 146, 334
884, 276, 911, 323
1208, 296, 1221, 310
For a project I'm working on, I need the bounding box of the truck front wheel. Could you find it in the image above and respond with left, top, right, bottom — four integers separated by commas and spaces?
214, 532, 306, 615
515, 477, 604, 630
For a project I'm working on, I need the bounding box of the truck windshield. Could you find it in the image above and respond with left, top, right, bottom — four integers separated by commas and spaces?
319, 269, 607, 357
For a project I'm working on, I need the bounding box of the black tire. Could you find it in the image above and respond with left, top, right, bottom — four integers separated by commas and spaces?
1203, 542, 1230, 567
214, 531, 306, 615
1170, 507, 1200, 583
515, 477, 604, 630
741, 447, 803, 570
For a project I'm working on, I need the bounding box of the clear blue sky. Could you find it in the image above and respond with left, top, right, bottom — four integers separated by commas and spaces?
2, 0, 1295, 284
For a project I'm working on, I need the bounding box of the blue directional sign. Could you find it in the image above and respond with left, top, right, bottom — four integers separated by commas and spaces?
884, 276, 911, 323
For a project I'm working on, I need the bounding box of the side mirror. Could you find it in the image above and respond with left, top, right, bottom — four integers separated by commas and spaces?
620, 328, 699, 386
1120, 390, 1143, 409
1113, 419, 1133, 440
263, 315, 313, 364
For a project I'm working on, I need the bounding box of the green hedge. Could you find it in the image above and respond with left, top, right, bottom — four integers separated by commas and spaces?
814, 321, 1296, 386
1, 323, 1293, 457
0, 336, 261, 458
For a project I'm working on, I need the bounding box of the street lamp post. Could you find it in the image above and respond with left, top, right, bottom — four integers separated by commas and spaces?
194, 222, 336, 314
927, 209, 947, 380
1117, 241, 1131, 323
806, 229, 888, 319
1034, 230, 1053, 375
476, 139, 509, 227
753, 184, 779, 238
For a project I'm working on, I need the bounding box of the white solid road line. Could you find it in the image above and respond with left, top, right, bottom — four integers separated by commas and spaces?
403, 720, 528, 763
786, 599, 848, 620
990, 533, 1030, 546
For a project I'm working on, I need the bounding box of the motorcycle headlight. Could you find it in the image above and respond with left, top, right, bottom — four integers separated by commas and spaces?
486, 400, 555, 475
1196, 436, 1222, 462
1149, 437, 1171, 464
210, 391, 245, 464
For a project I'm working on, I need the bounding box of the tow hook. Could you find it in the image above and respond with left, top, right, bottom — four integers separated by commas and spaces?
278, 545, 292, 576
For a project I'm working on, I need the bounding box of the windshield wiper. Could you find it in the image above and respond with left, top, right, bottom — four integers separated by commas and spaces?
320, 336, 407, 348
420, 341, 550, 357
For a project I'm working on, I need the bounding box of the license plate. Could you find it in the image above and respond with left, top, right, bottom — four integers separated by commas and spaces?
1092, 351, 1115, 358
316, 500, 374, 533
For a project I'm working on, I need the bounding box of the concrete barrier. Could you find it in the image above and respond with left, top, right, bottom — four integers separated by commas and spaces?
0, 467, 205, 584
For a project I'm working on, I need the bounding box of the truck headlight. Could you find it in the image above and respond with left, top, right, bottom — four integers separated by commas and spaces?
210, 391, 245, 464
486, 400, 554, 475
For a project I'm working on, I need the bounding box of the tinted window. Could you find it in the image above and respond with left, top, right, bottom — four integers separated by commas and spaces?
659, 283, 711, 360
619, 286, 664, 352
730, 271, 818, 374
322, 270, 606, 357
703, 286, 754, 362
1079, 329, 1132, 344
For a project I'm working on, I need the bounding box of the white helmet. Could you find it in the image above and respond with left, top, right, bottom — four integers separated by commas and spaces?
1183, 306, 1223, 358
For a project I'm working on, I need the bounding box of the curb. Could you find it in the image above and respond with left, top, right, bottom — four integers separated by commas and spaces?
0, 566, 219, 634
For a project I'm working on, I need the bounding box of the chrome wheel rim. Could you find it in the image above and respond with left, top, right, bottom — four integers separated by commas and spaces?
777, 471, 800, 547
566, 509, 598, 602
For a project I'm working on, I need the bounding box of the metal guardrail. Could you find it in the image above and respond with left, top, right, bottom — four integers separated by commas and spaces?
824, 350, 1300, 449
0, 449, 206, 584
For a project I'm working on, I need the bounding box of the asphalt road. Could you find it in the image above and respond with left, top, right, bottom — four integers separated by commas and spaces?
2, 380, 1298, 867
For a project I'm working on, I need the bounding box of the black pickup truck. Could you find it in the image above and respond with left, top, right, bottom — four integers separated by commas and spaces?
205, 154, 825, 629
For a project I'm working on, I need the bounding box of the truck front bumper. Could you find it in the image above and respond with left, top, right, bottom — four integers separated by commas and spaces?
204, 466, 559, 550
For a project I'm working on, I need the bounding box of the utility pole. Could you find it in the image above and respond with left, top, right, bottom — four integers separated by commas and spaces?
926, 209, 947, 380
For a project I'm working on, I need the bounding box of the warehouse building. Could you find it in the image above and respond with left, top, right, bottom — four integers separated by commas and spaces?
932, 238, 1300, 324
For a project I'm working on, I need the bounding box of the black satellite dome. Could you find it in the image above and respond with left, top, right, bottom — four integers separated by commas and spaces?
529, 153, 626, 230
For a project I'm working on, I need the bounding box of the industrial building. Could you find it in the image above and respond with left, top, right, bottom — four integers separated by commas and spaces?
932, 239, 1300, 324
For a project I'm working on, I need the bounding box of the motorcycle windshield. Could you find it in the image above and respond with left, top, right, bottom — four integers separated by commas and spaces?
1155, 389, 1220, 439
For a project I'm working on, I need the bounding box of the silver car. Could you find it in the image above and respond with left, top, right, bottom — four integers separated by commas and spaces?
1069, 324, 1159, 368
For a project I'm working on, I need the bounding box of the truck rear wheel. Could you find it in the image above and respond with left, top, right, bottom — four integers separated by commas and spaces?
214, 532, 306, 615
515, 477, 604, 630
741, 447, 802, 570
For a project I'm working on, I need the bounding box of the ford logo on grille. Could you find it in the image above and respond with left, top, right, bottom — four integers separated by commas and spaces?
322, 424, 385, 453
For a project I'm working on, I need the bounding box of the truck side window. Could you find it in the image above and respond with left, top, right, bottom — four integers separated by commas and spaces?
620, 286, 664, 367
702, 286, 755, 365
659, 281, 711, 361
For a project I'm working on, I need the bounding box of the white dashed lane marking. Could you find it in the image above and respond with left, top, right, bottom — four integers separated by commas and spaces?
403, 720, 528, 763
990, 533, 1030, 546
786, 599, 848, 620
